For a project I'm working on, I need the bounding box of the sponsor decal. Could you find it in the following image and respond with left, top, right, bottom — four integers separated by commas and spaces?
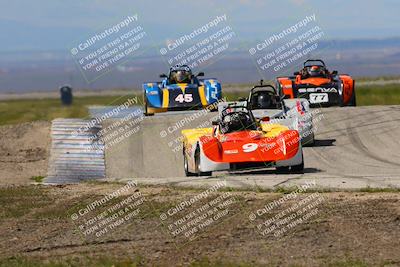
296, 100, 305, 115
298, 87, 337, 93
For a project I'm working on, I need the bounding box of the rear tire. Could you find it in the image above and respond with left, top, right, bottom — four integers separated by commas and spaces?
303, 132, 315, 147
195, 147, 212, 176
348, 88, 356, 106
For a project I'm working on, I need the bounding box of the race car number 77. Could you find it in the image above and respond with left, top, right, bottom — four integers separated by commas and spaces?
175, 94, 193, 103
309, 93, 329, 103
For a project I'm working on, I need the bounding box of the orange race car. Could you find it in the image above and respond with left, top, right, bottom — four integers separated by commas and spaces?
276, 59, 356, 106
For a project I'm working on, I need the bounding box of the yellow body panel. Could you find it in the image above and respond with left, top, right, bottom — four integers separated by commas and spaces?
198, 85, 208, 106
182, 128, 213, 147
162, 89, 169, 108
260, 123, 289, 137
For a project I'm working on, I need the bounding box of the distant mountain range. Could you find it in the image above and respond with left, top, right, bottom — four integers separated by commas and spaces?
0, 37, 399, 93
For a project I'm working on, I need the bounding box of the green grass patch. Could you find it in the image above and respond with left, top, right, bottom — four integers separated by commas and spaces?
0, 256, 142, 267
0, 84, 399, 126
356, 85, 400, 105
224, 84, 400, 106
0, 186, 51, 218
30, 176, 45, 183
0, 94, 140, 126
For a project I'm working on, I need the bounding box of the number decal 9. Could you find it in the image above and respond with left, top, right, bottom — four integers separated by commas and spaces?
242, 143, 258, 153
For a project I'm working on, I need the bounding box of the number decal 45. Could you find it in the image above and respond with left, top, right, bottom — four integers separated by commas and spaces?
175, 94, 193, 103
242, 143, 258, 153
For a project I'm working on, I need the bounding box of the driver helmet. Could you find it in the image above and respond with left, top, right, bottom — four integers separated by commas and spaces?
256, 92, 273, 109
171, 68, 191, 83
309, 65, 322, 77
224, 112, 252, 132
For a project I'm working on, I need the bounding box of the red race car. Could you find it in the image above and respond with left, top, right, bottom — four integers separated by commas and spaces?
181, 104, 304, 176
276, 59, 356, 107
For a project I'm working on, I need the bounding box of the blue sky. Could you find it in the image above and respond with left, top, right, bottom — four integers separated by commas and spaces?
0, 0, 399, 51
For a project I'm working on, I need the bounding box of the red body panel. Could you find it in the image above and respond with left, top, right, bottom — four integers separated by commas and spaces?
200, 130, 300, 163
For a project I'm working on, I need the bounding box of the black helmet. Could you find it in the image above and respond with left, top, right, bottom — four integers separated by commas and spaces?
256, 92, 273, 109
170, 65, 192, 83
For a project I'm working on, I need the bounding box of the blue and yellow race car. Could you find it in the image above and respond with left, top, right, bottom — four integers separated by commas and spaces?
143, 65, 222, 115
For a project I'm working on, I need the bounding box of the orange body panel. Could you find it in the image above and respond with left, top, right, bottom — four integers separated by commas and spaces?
340, 75, 355, 104
277, 77, 294, 98
297, 77, 331, 86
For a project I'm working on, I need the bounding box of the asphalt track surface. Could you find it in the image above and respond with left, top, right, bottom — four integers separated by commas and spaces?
105, 105, 400, 190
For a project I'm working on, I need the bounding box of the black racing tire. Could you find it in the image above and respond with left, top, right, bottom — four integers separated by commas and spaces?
338, 82, 345, 107
348, 88, 356, 107
338, 93, 345, 107
195, 147, 212, 176
144, 102, 154, 116
276, 166, 290, 173
290, 152, 304, 174
143, 91, 154, 116
304, 132, 315, 147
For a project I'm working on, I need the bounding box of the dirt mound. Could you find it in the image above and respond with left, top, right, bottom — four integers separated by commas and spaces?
0, 185, 399, 266
0, 121, 50, 184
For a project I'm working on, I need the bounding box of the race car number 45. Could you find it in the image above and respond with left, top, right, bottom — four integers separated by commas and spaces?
175, 94, 193, 103
309, 93, 329, 103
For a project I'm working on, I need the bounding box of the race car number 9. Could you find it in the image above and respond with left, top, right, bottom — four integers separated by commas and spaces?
175, 94, 193, 103
242, 143, 258, 153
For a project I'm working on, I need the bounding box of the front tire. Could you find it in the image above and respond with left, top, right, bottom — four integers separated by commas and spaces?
184, 150, 196, 177
290, 152, 304, 174
276, 166, 290, 173
195, 147, 212, 176
144, 102, 154, 116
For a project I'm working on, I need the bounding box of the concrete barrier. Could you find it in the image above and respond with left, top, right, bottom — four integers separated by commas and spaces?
103, 111, 216, 179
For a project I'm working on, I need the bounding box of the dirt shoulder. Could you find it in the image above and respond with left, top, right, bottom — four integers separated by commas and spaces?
0, 121, 50, 184
0, 184, 399, 266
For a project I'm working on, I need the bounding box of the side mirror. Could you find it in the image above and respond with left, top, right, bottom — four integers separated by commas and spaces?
332, 70, 338, 75
293, 71, 300, 76
212, 120, 219, 126
159, 73, 167, 78
196, 72, 204, 77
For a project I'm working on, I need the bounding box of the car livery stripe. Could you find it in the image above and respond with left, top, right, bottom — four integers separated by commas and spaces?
198, 85, 207, 106
162, 89, 169, 108
177, 83, 186, 94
